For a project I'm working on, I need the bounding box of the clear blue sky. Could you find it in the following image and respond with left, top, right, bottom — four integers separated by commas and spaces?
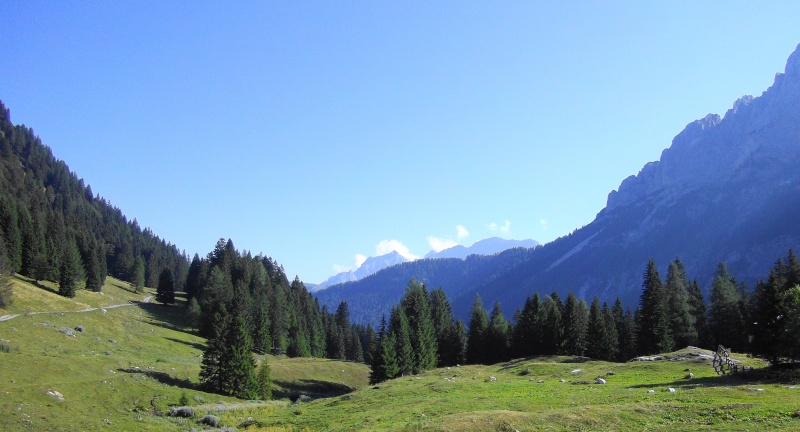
2, 1, 799, 283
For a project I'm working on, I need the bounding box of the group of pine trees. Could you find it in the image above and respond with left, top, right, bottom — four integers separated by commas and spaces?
368, 252, 800, 384
0, 101, 188, 301
192, 239, 375, 398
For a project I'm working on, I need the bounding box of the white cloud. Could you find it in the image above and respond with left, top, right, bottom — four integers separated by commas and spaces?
456, 224, 469, 240
427, 236, 458, 253
488, 220, 512, 233
332, 253, 369, 274
375, 239, 419, 261
540, 219, 549, 231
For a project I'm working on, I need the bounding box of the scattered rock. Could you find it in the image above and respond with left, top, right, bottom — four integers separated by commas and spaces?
489, 376, 497, 382
595, 378, 607, 384
559, 379, 566, 383
633, 355, 664, 362
571, 369, 582, 374
168, 406, 195, 418
747, 388, 764, 392
74, 325, 85, 333
685, 373, 694, 379
109, 339, 117, 344
537, 380, 544, 383
198, 415, 220, 428
668, 388, 676, 393
46, 390, 64, 401
521, 368, 532, 376
607, 371, 615, 376
59, 328, 76, 337
648, 390, 655, 394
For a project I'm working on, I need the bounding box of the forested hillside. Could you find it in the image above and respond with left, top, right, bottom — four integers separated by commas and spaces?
0, 101, 188, 297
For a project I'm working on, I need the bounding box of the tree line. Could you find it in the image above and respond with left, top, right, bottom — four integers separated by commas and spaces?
369, 252, 800, 383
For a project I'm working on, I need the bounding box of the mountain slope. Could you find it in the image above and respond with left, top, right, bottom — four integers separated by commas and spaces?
315, 251, 410, 291
316, 43, 800, 325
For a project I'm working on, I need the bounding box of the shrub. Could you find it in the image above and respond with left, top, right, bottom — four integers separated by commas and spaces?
198, 415, 220, 427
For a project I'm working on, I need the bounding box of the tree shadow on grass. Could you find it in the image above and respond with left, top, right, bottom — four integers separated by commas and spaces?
163, 337, 206, 352
627, 374, 762, 390
118, 367, 199, 390
272, 379, 356, 401
137, 302, 190, 333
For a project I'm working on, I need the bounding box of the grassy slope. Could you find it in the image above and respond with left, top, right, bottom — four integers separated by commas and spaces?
0, 276, 369, 431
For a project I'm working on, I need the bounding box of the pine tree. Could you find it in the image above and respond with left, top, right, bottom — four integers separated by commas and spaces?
708, 262, 746, 351
448, 318, 468, 366
562, 292, 588, 356
664, 259, 697, 348
485, 301, 511, 364
400, 280, 437, 373
223, 314, 259, 399
389, 306, 414, 376
252, 288, 272, 354
586, 297, 608, 360
511, 293, 543, 358
618, 306, 637, 361
541, 293, 564, 355
58, 239, 83, 298
186, 297, 201, 331
200, 305, 231, 393
257, 358, 273, 400
156, 268, 175, 304
687, 280, 709, 348
0, 235, 13, 307
370, 319, 400, 384
637, 259, 673, 354
429, 288, 455, 366
466, 294, 489, 364
601, 302, 619, 361
131, 255, 145, 294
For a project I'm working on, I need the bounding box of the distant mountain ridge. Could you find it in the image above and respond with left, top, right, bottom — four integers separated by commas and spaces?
314, 251, 410, 291
315, 43, 800, 325
425, 237, 539, 259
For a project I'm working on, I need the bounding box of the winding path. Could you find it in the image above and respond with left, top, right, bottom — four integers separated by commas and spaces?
0, 295, 152, 323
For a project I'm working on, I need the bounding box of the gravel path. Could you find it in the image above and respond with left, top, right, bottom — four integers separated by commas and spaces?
0, 295, 152, 323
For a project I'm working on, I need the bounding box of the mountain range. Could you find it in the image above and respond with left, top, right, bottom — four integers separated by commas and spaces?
313, 238, 538, 291
315, 43, 800, 325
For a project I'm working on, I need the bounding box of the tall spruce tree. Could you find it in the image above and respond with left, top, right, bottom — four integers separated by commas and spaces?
400, 280, 437, 373
601, 302, 619, 361
637, 259, 673, 354
131, 255, 145, 294
156, 268, 176, 304
485, 301, 511, 364
58, 239, 83, 298
0, 236, 13, 307
541, 293, 564, 355
562, 292, 588, 356
664, 259, 697, 348
429, 288, 455, 366
687, 280, 710, 348
466, 294, 489, 364
512, 293, 543, 358
389, 305, 414, 376
586, 297, 608, 360
257, 358, 273, 400
708, 262, 746, 351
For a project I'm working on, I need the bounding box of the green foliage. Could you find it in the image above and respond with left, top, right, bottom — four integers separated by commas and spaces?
541, 292, 564, 355
58, 239, 83, 298
389, 305, 414, 376
709, 261, 746, 351
0, 237, 13, 308
562, 292, 588, 356
131, 255, 145, 293
637, 259, 673, 355
665, 259, 697, 348
485, 301, 511, 364
156, 268, 175, 304
399, 280, 437, 373
257, 358, 273, 400
512, 293, 543, 358
750, 251, 800, 363
466, 294, 489, 364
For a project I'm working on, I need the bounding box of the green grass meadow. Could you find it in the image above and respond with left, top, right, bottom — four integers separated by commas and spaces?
2, 276, 799, 431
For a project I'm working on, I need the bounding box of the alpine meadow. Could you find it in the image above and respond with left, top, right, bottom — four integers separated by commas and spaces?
3, 4, 800, 432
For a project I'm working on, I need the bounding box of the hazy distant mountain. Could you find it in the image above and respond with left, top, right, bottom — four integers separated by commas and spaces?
315, 43, 800, 325
425, 238, 539, 259
313, 251, 409, 291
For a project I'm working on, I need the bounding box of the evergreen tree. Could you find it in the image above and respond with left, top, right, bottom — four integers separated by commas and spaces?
252, 288, 272, 354
511, 293, 543, 358
708, 262, 746, 351
586, 297, 608, 360
429, 288, 455, 366
541, 293, 564, 355
400, 280, 437, 373
370, 317, 400, 384
448, 318, 468, 366
562, 292, 588, 356
749, 251, 800, 362
687, 280, 710, 348
223, 314, 259, 399
199, 305, 231, 393
664, 259, 697, 348
58, 239, 83, 298
601, 302, 619, 361
156, 268, 175, 304
257, 358, 273, 400
781, 285, 800, 361
131, 255, 145, 294
466, 294, 489, 364
389, 306, 414, 376
637, 259, 673, 354
485, 301, 511, 364
0, 236, 13, 307
186, 297, 201, 331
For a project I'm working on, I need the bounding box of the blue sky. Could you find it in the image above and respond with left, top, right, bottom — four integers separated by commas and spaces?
2, 1, 799, 283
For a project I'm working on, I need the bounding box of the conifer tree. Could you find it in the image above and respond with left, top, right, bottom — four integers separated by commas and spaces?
447, 318, 468, 366
637, 259, 673, 354
687, 280, 709, 348
223, 314, 259, 399
485, 301, 511, 364
400, 280, 437, 372
58, 239, 82, 298
708, 262, 746, 351
257, 359, 272, 400
0, 236, 13, 307
586, 297, 608, 359
200, 305, 231, 393
601, 302, 619, 361
156, 268, 175, 304
370, 317, 400, 384
618, 306, 638, 361
429, 288, 455, 366
664, 259, 697, 348
511, 293, 543, 358
131, 255, 145, 294
252, 288, 272, 354
186, 297, 201, 331
541, 293, 564, 355
466, 294, 489, 364
389, 306, 414, 375
562, 292, 588, 356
